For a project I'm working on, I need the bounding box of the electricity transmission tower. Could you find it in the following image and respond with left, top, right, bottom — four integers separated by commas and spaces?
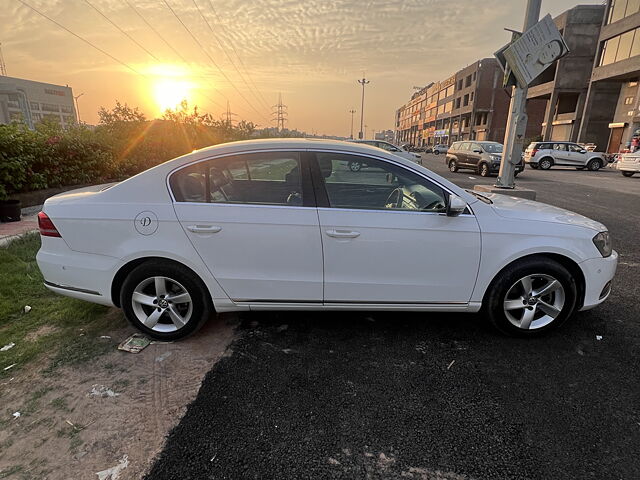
224, 100, 237, 126
0, 43, 7, 76
272, 93, 288, 132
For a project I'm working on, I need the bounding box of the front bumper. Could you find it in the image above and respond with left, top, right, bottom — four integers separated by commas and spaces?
579, 250, 618, 311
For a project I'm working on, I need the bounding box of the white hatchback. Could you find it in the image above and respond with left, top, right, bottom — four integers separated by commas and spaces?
36, 139, 617, 340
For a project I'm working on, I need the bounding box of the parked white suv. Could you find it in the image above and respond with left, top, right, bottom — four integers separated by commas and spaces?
617, 153, 640, 177
524, 141, 607, 171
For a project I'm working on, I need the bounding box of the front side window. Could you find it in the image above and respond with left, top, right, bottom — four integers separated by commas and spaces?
483, 143, 503, 153
316, 153, 446, 213
569, 144, 584, 152
170, 152, 303, 206
554, 143, 568, 151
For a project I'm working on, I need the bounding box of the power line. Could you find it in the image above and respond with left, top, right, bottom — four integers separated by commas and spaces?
161, 0, 270, 123
190, 0, 271, 113
16, 0, 146, 77
82, 0, 160, 61
122, 0, 189, 65
204, 0, 271, 111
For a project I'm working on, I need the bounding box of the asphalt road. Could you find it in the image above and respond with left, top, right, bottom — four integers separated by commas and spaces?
146, 156, 639, 480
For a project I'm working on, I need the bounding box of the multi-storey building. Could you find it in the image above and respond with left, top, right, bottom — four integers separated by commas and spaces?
395, 59, 545, 148
527, 5, 605, 142
579, 0, 640, 152
0, 75, 77, 129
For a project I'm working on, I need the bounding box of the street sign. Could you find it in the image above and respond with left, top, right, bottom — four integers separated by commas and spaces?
502, 14, 569, 87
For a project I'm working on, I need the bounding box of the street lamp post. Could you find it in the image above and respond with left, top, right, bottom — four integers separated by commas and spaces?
349, 109, 356, 139
73, 92, 84, 123
357, 76, 370, 140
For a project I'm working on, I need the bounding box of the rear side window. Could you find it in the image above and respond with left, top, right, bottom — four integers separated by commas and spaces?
538, 143, 553, 150
460, 142, 470, 150
170, 152, 304, 206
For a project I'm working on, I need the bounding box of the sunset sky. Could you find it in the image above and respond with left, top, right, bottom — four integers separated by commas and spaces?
4, 0, 600, 136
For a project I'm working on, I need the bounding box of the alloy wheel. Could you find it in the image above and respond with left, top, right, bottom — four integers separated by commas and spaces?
503, 274, 565, 330
131, 276, 193, 333
539, 159, 552, 170
480, 164, 489, 177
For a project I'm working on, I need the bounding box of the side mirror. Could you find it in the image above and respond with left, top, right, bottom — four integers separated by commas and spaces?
446, 194, 467, 217
580, 149, 587, 154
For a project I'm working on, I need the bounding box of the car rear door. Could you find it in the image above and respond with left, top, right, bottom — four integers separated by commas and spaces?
311, 151, 481, 304
171, 151, 323, 303
455, 142, 469, 165
552, 143, 571, 165
466, 143, 483, 169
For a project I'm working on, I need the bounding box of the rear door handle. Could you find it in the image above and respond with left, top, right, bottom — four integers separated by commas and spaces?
187, 225, 222, 234
326, 229, 360, 239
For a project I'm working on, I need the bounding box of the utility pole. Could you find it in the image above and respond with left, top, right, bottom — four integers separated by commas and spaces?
272, 93, 288, 132
349, 109, 356, 139
73, 92, 84, 123
495, 0, 541, 189
357, 75, 370, 139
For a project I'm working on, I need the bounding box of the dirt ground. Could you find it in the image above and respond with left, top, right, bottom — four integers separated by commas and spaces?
0, 311, 238, 479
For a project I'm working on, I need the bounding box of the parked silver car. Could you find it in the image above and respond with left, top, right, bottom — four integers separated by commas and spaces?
617, 153, 640, 177
432, 144, 449, 155
524, 141, 607, 171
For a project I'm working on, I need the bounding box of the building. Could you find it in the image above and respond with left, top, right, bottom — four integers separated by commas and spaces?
395, 59, 545, 147
374, 129, 395, 143
527, 5, 605, 142
0, 75, 77, 129
579, 0, 640, 152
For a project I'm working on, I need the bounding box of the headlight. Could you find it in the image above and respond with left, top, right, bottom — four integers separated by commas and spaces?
491, 155, 502, 162
592, 231, 612, 257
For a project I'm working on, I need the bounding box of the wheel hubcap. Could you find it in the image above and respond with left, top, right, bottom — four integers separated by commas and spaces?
131, 276, 193, 333
503, 274, 565, 330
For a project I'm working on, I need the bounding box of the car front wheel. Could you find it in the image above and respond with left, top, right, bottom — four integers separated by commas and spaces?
587, 159, 602, 171
483, 257, 577, 337
120, 261, 212, 340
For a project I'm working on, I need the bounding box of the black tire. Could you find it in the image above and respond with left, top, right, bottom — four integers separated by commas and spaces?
529, 163, 539, 170
538, 157, 553, 170
483, 257, 577, 337
622, 171, 635, 177
434, 150, 440, 155
348, 161, 362, 172
479, 163, 490, 177
448, 160, 458, 172
587, 159, 602, 171
120, 260, 212, 340
514, 171, 520, 178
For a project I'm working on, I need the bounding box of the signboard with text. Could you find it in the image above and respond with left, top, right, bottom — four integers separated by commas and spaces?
502, 14, 569, 87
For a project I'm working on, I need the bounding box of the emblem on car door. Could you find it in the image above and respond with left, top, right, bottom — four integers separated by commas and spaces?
134, 211, 159, 236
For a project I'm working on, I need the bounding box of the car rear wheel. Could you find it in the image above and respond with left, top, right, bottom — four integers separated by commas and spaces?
587, 159, 602, 171
120, 261, 212, 340
479, 163, 490, 177
622, 171, 635, 177
529, 163, 539, 170
434, 150, 440, 155
448, 160, 458, 172
539, 158, 553, 170
483, 257, 577, 337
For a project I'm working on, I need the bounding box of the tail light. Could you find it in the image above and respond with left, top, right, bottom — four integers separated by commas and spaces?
531, 149, 539, 157
38, 212, 61, 237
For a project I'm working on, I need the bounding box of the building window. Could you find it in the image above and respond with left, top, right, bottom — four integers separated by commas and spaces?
457, 79, 463, 91
600, 28, 640, 66
32, 113, 42, 122
60, 105, 73, 114
455, 98, 461, 109
30, 102, 39, 110
607, 0, 640, 25
625, 96, 635, 104
472, 72, 477, 81
41, 103, 60, 112
470, 92, 475, 101
465, 75, 472, 88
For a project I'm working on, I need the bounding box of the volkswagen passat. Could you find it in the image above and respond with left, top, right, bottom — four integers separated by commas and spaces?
36, 139, 617, 340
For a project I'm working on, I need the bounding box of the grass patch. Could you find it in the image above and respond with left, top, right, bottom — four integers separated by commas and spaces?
0, 233, 126, 376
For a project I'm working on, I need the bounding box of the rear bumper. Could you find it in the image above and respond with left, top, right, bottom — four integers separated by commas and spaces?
36, 237, 118, 307
579, 250, 618, 311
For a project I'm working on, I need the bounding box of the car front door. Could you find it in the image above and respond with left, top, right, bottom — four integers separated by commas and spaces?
171, 151, 323, 303
567, 144, 588, 166
467, 143, 483, 169
311, 152, 481, 304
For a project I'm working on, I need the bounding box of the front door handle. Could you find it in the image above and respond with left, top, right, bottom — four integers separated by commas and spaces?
326, 229, 360, 239
187, 225, 222, 234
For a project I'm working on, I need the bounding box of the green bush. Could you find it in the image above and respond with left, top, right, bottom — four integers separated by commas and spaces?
0, 101, 258, 200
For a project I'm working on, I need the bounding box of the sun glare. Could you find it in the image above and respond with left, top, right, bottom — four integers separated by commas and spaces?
148, 64, 196, 114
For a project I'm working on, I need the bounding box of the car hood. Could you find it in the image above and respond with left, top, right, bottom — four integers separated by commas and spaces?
486, 193, 606, 232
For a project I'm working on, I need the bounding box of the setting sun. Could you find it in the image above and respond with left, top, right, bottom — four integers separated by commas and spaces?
147, 64, 196, 114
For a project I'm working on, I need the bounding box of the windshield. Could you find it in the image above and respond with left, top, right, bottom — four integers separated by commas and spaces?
482, 144, 503, 153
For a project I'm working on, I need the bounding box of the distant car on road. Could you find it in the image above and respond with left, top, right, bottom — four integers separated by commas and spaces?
36, 139, 617, 340
617, 153, 640, 177
524, 141, 607, 171
350, 140, 422, 166
432, 144, 449, 155
445, 141, 524, 177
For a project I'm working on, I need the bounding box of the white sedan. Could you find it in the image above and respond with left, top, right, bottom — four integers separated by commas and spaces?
36, 139, 617, 340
